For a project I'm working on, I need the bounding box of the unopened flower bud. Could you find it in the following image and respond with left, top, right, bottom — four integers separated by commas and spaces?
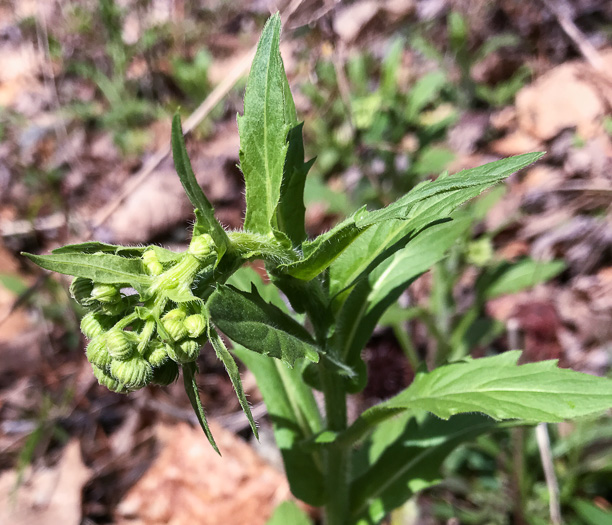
151, 361, 180, 386
110, 355, 153, 389
93, 365, 128, 393
184, 314, 207, 338
188, 234, 214, 260
143, 340, 169, 367
81, 312, 107, 339
161, 309, 187, 341
143, 249, 163, 276
167, 339, 200, 364
91, 284, 120, 303
106, 328, 134, 360
70, 277, 94, 306
86, 336, 113, 370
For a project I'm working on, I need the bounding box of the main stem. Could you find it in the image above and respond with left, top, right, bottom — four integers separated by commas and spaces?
320, 360, 350, 525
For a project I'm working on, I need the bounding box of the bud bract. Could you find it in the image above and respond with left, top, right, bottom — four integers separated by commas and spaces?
70, 277, 94, 306
151, 361, 180, 386
80, 312, 107, 339
184, 314, 207, 338
110, 355, 153, 389
188, 234, 214, 260
167, 339, 200, 364
86, 336, 113, 370
91, 284, 120, 303
143, 249, 163, 275
93, 365, 129, 393
143, 339, 169, 367
106, 328, 134, 360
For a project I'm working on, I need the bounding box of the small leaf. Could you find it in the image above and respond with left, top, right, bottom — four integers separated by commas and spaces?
266, 501, 313, 525
182, 362, 219, 454
208, 326, 258, 439
238, 13, 294, 235
208, 284, 319, 366
171, 114, 229, 259
23, 252, 151, 287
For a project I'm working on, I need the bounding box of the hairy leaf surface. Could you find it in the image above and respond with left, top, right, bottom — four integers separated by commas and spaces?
182, 362, 219, 454
208, 284, 319, 366
239, 13, 293, 235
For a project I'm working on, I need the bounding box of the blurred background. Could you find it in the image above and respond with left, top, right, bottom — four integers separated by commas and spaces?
0, 0, 611, 524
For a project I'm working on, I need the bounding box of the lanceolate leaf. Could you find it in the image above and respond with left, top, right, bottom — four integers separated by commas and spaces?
208, 284, 319, 366
351, 414, 496, 524
182, 362, 219, 454
339, 351, 612, 446
171, 114, 229, 259
208, 325, 258, 439
329, 153, 544, 296
23, 252, 151, 287
233, 345, 325, 506
333, 216, 472, 389
239, 13, 293, 235
276, 123, 315, 246
52, 241, 145, 258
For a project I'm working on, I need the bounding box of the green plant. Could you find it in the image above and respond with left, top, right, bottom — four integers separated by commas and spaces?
24, 15, 612, 525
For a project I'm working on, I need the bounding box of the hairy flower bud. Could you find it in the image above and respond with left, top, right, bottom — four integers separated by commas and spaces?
188, 234, 215, 260
184, 314, 207, 338
92, 365, 128, 393
91, 284, 120, 303
161, 309, 187, 341
143, 249, 163, 276
86, 336, 113, 370
80, 312, 106, 339
151, 361, 180, 386
70, 277, 94, 306
143, 340, 169, 367
105, 328, 134, 360
110, 355, 153, 389
167, 339, 200, 364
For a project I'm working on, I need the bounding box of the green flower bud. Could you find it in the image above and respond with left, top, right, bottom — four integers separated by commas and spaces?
105, 328, 134, 360
70, 277, 94, 306
143, 249, 163, 276
184, 314, 207, 338
80, 312, 107, 339
188, 234, 214, 260
161, 309, 187, 341
151, 361, 180, 386
143, 340, 169, 367
100, 301, 128, 317
91, 284, 120, 303
110, 355, 153, 389
86, 336, 113, 370
92, 365, 128, 393
167, 339, 200, 364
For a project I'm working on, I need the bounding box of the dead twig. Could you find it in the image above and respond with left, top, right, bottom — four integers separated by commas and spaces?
536, 422, 563, 525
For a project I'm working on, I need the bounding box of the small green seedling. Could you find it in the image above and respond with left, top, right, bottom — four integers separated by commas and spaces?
24, 14, 612, 525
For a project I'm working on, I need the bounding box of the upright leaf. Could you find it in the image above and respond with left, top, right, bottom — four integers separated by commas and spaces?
208, 284, 319, 366
339, 351, 612, 446
276, 123, 315, 246
233, 345, 325, 506
333, 216, 472, 390
351, 414, 496, 524
266, 501, 313, 525
171, 114, 229, 259
182, 362, 219, 454
239, 13, 294, 235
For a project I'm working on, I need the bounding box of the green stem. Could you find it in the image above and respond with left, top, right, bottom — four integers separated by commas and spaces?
320, 363, 350, 525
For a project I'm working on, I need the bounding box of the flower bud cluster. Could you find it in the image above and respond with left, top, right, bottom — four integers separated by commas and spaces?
73, 241, 216, 394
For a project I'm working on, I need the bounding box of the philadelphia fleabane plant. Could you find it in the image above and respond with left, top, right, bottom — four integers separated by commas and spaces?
24, 14, 612, 525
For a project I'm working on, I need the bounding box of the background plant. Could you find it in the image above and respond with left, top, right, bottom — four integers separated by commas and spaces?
22, 13, 612, 525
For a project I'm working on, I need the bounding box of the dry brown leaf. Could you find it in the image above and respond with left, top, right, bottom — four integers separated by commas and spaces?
115, 422, 292, 525
0, 440, 91, 525
490, 130, 543, 157
516, 58, 610, 141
